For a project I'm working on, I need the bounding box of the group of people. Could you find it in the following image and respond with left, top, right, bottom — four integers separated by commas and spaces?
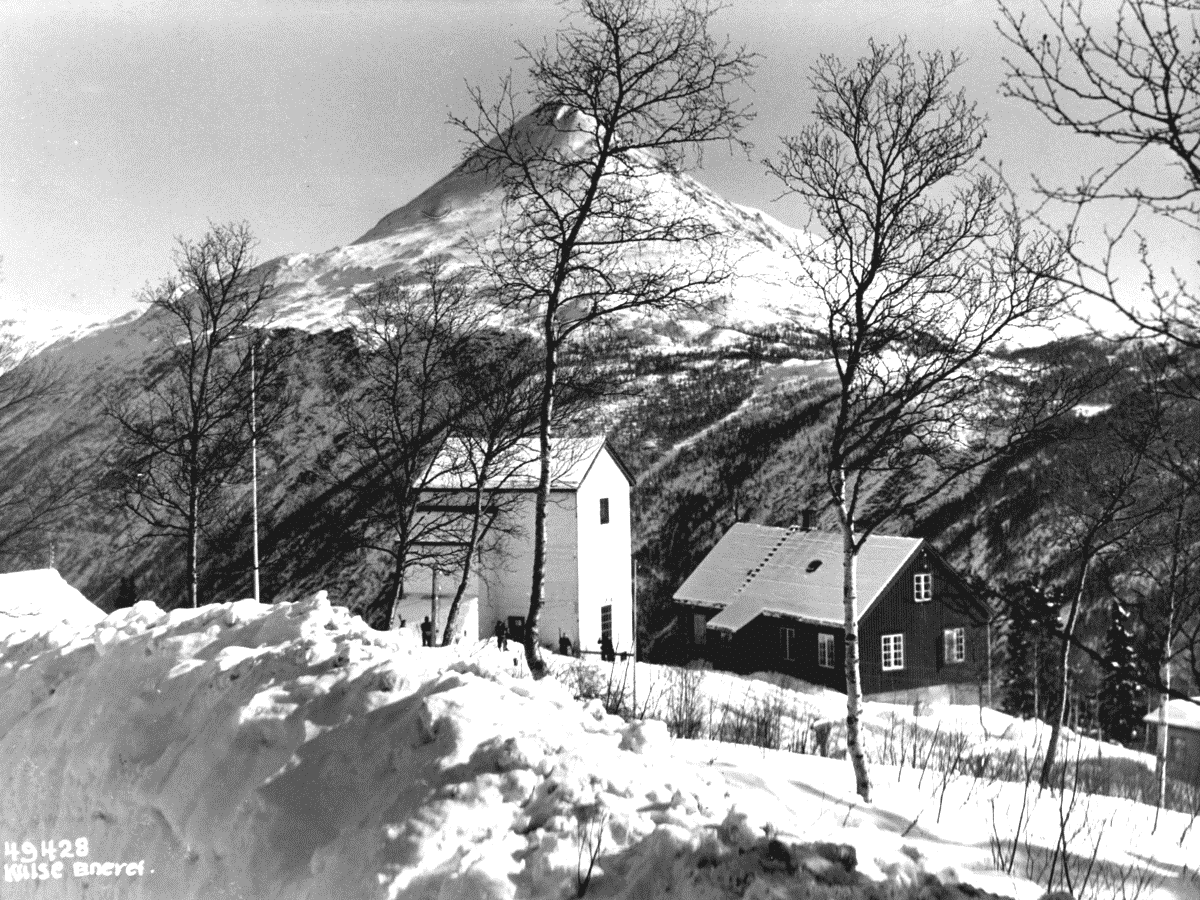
416, 616, 616, 661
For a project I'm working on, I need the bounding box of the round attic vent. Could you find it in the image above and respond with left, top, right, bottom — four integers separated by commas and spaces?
806, 559, 822, 573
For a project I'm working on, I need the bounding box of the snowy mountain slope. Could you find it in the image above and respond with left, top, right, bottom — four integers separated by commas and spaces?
3, 591, 1195, 900
0, 304, 137, 368
264, 106, 817, 337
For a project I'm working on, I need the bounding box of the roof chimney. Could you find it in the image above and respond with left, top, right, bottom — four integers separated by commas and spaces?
801, 508, 815, 531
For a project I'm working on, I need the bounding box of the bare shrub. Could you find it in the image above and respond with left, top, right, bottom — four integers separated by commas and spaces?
988, 743, 1166, 900
665, 665, 706, 739
706, 689, 816, 753
574, 802, 609, 898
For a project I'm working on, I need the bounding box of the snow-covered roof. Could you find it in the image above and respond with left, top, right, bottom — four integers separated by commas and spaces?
423, 436, 632, 492
675, 525, 923, 631
1143, 697, 1200, 732
0, 568, 105, 645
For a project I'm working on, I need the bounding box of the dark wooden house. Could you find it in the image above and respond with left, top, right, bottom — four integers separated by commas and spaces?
1143, 698, 1200, 785
673, 524, 991, 699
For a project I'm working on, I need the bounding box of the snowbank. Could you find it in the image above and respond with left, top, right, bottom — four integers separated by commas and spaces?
0, 569, 104, 646
4, 593, 1194, 899
0, 593, 1050, 899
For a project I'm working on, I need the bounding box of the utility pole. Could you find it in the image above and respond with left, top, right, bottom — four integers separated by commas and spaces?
431, 569, 440, 647
250, 335, 261, 603
632, 558, 638, 717
985, 618, 993, 709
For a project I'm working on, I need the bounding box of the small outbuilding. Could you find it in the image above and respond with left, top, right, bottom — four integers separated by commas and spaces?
673, 523, 990, 702
1143, 697, 1200, 785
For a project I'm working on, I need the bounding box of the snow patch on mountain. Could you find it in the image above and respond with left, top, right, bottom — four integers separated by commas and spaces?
0, 304, 137, 364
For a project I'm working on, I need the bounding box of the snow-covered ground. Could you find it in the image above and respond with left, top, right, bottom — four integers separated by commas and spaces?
1, 590, 1196, 899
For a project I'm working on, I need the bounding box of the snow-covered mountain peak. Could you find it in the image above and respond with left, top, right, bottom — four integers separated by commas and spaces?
267, 105, 820, 338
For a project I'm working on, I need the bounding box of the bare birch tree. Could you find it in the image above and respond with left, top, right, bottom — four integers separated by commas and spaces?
767, 41, 1066, 801
457, 0, 756, 677
1034, 405, 1162, 787
999, 0, 1200, 345
437, 334, 543, 645
338, 261, 483, 630
107, 223, 284, 608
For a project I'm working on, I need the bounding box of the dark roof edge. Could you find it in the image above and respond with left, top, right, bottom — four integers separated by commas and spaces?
674, 596, 727, 610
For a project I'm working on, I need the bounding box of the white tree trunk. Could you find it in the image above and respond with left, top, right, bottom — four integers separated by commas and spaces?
834, 467, 871, 802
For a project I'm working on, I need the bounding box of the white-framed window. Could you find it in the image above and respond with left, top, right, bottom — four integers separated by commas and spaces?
599, 497, 610, 524
817, 632, 835, 669
881, 633, 905, 671
780, 627, 796, 661
692, 612, 707, 645
914, 572, 932, 602
943, 627, 965, 664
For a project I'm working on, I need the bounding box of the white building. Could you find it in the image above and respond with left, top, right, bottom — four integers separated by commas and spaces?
400, 436, 634, 655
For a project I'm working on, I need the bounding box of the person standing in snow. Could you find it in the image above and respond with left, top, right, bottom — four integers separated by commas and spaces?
421, 616, 433, 647
494, 619, 508, 651
600, 634, 614, 662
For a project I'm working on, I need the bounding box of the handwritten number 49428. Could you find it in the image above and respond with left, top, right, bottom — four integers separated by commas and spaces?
3, 839, 89, 863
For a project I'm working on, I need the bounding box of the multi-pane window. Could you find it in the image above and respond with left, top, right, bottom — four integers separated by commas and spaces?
692, 612, 707, 645
913, 572, 932, 602
1169, 735, 1188, 762
599, 498, 610, 524
601, 604, 613, 645
881, 633, 905, 670
943, 627, 966, 664
817, 632, 835, 669
780, 627, 796, 661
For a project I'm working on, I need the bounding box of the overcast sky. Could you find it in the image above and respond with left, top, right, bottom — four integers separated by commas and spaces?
0, 0, 1144, 324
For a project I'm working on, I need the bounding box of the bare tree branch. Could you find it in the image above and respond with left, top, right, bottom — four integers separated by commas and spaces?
767, 39, 1069, 802
456, 0, 757, 677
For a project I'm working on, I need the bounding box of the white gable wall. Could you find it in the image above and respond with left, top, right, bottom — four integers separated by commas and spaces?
575, 449, 633, 654
406, 444, 632, 653
474, 491, 580, 648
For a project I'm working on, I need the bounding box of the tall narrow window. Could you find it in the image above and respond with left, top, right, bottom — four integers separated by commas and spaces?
601, 604, 613, 645
692, 612, 707, 645
599, 497, 610, 524
817, 632, 835, 668
1169, 735, 1187, 762
913, 572, 932, 602
943, 627, 965, 664
881, 633, 905, 670
780, 627, 796, 661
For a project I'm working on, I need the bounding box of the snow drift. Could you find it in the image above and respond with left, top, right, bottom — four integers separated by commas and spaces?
0, 569, 105, 645
0, 591, 1057, 900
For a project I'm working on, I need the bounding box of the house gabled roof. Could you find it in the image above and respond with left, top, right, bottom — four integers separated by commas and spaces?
674, 524, 924, 632
423, 436, 632, 492
1143, 697, 1200, 732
